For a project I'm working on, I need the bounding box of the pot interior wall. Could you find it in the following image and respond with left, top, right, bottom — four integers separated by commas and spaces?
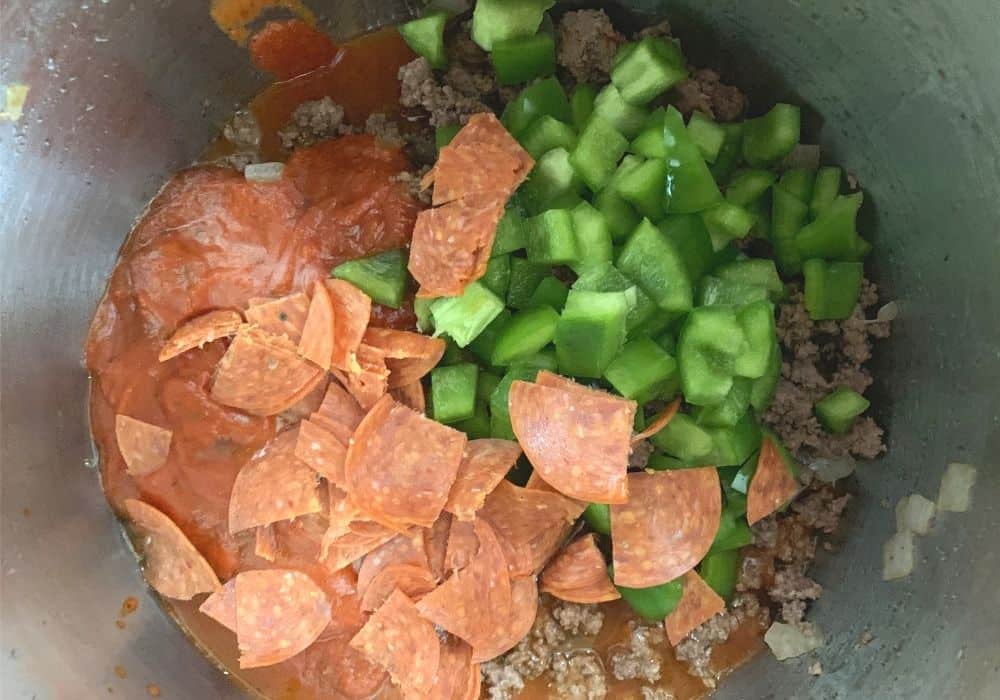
1, 1, 997, 699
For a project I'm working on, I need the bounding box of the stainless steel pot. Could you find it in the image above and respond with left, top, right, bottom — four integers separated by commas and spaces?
2, 1, 998, 698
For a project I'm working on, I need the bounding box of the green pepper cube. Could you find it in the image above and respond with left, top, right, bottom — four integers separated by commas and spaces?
572, 262, 657, 334
491, 31, 556, 85
694, 377, 752, 428
698, 276, 770, 307
594, 188, 641, 242
431, 363, 479, 424
569, 115, 629, 191
709, 510, 753, 554
569, 201, 614, 272
480, 254, 511, 299
398, 10, 449, 69
803, 259, 863, 320
734, 300, 776, 378
555, 289, 629, 378
705, 412, 762, 466
454, 400, 492, 439
527, 209, 578, 265
526, 276, 568, 311
795, 193, 864, 261
662, 107, 723, 214
604, 337, 678, 403
468, 309, 510, 365
617, 218, 693, 314
749, 336, 781, 413
506, 258, 549, 309
491, 305, 560, 366
770, 183, 809, 274
742, 103, 801, 167
630, 108, 667, 158
810, 166, 842, 219
677, 306, 747, 406
489, 364, 541, 439
616, 157, 668, 221
331, 248, 408, 309
519, 114, 577, 159
729, 454, 757, 495
430, 281, 505, 347
815, 386, 870, 433
477, 371, 502, 404
436, 124, 461, 150
700, 549, 740, 601
658, 214, 715, 283
687, 111, 726, 163
438, 338, 471, 366
779, 168, 815, 204
414, 296, 434, 333
710, 122, 746, 185
583, 502, 611, 535
616, 578, 683, 621
518, 147, 582, 214
571, 83, 598, 131
726, 169, 777, 207
611, 37, 687, 105
700, 201, 755, 249
471, 0, 554, 51
502, 76, 571, 136
650, 413, 714, 461
715, 259, 786, 301
592, 84, 650, 139
493, 208, 529, 256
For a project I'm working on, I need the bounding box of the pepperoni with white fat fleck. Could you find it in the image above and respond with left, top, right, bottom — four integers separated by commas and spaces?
445, 439, 522, 521
747, 435, 801, 525
665, 570, 726, 645
540, 534, 620, 604
245, 292, 310, 343
115, 415, 172, 476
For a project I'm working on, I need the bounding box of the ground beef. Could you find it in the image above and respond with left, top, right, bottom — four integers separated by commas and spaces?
363, 112, 405, 147
278, 97, 353, 150
792, 486, 851, 533
674, 593, 766, 687
610, 623, 665, 683
551, 651, 608, 700
551, 601, 605, 637
640, 688, 673, 700
668, 68, 746, 122
392, 166, 432, 205
556, 9, 625, 84
224, 109, 261, 151
769, 569, 823, 625
635, 20, 673, 40
398, 57, 491, 127
628, 439, 655, 469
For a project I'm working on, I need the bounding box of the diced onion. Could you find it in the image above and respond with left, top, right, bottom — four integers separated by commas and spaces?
808, 454, 857, 483
244, 162, 284, 183
764, 622, 824, 660
865, 300, 900, 324
780, 144, 821, 172
938, 462, 977, 512
882, 530, 915, 581
894, 494, 936, 535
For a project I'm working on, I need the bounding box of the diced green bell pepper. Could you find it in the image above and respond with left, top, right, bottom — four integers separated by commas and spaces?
593, 84, 650, 139
779, 168, 815, 204
742, 103, 801, 167
616, 157, 668, 221
810, 166, 842, 219
709, 507, 753, 553
481, 254, 511, 299
699, 549, 740, 602
331, 248, 408, 309
630, 108, 666, 158
617, 218, 693, 314
506, 258, 549, 309
435, 124, 461, 150
729, 454, 756, 495
802, 259, 863, 320
502, 76, 571, 136
490, 305, 560, 366
519, 114, 577, 159
771, 183, 809, 275
414, 296, 434, 333
468, 309, 510, 365
518, 147, 582, 214
701, 201, 756, 249
493, 208, 529, 255
438, 337, 471, 366
658, 214, 715, 283
572, 262, 657, 334
688, 111, 726, 163
554, 289, 629, 378
650, 412, 714, 462
490, 364, 538, 439
749, 336, 781, 413
677, 306, 748, 406
694, 377, 752, 428
571, 83, 598, 131
398, 10, 449, 69
616, 577, 683, 621
430, 281, 505, 347
734, 300, 776, 379
604, 337, 678, 403
527, 209, 578, 265
611, 37, 687, 105
491, 31, 556, 85
715, 259, 786, 301
594, 188, 642, 242
697, 276, 770, 307
569, 201, 614, 271
527, 276, 569, 311
795, 193, 865, 261
584, 502, 611, 535
454, 400, 491, 439
471, 0, 554, 51
431, 362, 479, 424
726, 169, 777, 207
815, 386, 870, 433
706, 411, 762, 466
477, 371, 502, 404
569, 115, 629, 191
662, 107, 723, 214
710, 122, 745, 184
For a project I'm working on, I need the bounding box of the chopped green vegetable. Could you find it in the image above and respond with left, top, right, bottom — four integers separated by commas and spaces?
583, 502, 611, 535
506, 258, 549, 309
698, 276, 770, 307
481, 254, 511, 299
815, 386, 870, 434
802, 259, 863, 320
594, 188, 641, 242
779, 167, 815, 204
810, 166, 842, 219
477, 371, 502, 404
616, 157, 668, 221
502, 76, 571, 135
662, 107, 723, 214
795, 193, 866, 261
658, 214, 715, 283
616, 578, 683, 621
569, 115, 629, 191
489, 364, 540, 439
454, 400, 492, 439
742, 103, 801, 167
431, 362, 479, 424
617, 218, 693, 314
699, 549, 739, 601
734, 300, 777, 379
610, 37, 687, 105
331, 248, 408, 308
471, 0, 554, 51
726, 169, 777, 207
493, 208, 529, 256
414, 296, 434, 333
701, 201, 756, 248
706, 412, 762, 466
604, 337, 678, 403
592, 84, 650, 139
572, 262, 657, 334
526, 209, 578, 265
710, 122, 745, 184
468, 309, 510, 365
687, 111, 726, 163
526, 275, 569, 311
518, 147, 582, 214
490, 305, 560, 366
430, 281, 505, 347
491, 31, 556, 85
749, 336, 781, 413
677, 306, 747, 406
554, 289, 629, 378
694, 378, 752, 428
771, 183, 809, 274
519, 114, 577, 159
569, 201, 614, 271
398, 10, 449, 69
436, 124, 461, 150
714, 259, 785, 301
650, 413, 714, 462
709, 508, 753, 553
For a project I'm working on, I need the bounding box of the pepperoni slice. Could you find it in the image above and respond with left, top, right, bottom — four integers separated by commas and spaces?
298, 281, 335, 370
124, 499, 220, 600
312, 381, 365, 444
211, 326, 325, 416
322, 529, 398, 573
363, 327, 446, 389
747, 435, 801, 525
359, 564, 438, 612
632, 397, 682, 445
235, 569, 332, 669
325, 279, 372, 373
408, 194, 506, 298
295, 418, 348, 485
480, 479, 585, 577
665, 570, 726, 645
158, 309, 243, 362
470, 575, 538, 663
539, 534, 620, 604
228, 429, 323, 534
199, 577, 236, 630
333, 343, 389, 410
423, 513, 451, 582
444, 518, 479, 573
281, 376, 330, 424
428, 635, 478, 700
344, 395, 466, 529
255, 525, 279, 562
508, 378, 636, 504
245, 292, 310, 343
611, 469, 721, 588
248, 18, 339, 81
349, 589, 441, 700
356, 531, 430, 599
389, 380, 426, 413
115, 414, 172, 476
445, 439, 523, 521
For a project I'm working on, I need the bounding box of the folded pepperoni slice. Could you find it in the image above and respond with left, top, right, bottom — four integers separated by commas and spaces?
212, 326, 325, 416
235, 569, 332, 669
312, 381, 365, 444
444, 518, 479, 573
124, 499, 220, 600
363, 327, 446, 389
632, 397, 682, 445
359, 564, 438, 613
470, 575, 538, 663
245, 292, 310, 343
158, 309, 243, 362
508, 378, 636, 504
333, 343, 389, 410
747, 435, 801, 525
356, 531, 430, 599
427, 635, 478, 700
445, 439, 523, 521
349, 589, 441, 700
325, 279, 372, 373
322, 529, 398, 572
199, 577, 236, 630
345, 395, 466, 529
611, 468, 721, 588
423, 513, 451, 581
115, 415, 172, 477
255, 525, 279, 562
539, 534, 620, 604
294, 418, 348, 485
228, 429, 323, 534
298, 280, 335, 370
408, 194, 506, 298
390, 380, 426, 413
665, 570, 726, 645
481, 480, 584, 576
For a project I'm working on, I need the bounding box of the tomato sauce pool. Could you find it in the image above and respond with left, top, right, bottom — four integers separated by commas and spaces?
84, 27, 763, 700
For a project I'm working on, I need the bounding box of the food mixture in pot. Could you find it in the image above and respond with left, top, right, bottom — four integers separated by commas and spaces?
85, 3, 892, 698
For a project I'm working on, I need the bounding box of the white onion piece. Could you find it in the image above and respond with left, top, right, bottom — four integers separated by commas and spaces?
244, 162, 284, 183
865, 300, 900, 324
882, 530, 915, 581
780, 144, 821, 171
764, 622, 824, 660
938, 462, 977, 512
808, 454, 857, 483
895, 494, 936, 535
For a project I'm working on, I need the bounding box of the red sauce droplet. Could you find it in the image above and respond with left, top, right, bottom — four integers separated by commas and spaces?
249, 19, 339, 80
